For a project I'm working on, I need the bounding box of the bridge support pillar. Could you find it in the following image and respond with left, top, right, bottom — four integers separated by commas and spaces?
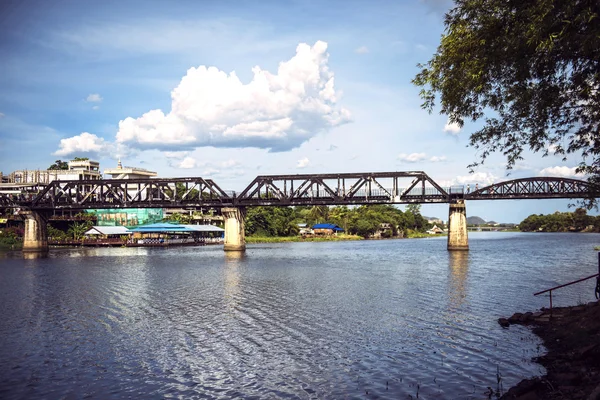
222, 207, 246, 252
447, 200, 469, 251
22, 211, 49, 252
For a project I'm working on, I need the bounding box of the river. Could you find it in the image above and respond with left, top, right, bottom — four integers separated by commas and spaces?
1, 232, 599, 399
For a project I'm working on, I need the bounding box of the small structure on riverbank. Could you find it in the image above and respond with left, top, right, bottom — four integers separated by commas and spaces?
312, 223, 344, 235
58, 222, 225, 247
84, 226, 131, 238
426, 225, 444, 234
127, 222, 224, 246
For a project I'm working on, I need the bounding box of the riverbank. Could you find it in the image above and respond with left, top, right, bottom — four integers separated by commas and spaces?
500, 300, 600, 399
245, 234, 363, 243
245, 231, 445, 243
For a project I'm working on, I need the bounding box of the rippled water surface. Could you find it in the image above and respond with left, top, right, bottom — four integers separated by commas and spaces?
1, 232, 599, 399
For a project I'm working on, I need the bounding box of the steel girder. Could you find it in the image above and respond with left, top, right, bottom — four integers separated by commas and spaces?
234, 171, 450, 206
1, 175, 599, 211
23, 177, 232, 210
465, 177, 599, 200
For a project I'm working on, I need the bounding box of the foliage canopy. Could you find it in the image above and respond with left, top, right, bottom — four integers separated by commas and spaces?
48, 160, 69, 170
413, 0, 600, 190
519, 208, 600, 232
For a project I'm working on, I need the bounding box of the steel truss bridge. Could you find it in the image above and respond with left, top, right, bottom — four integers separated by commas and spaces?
1, 172, 597, 210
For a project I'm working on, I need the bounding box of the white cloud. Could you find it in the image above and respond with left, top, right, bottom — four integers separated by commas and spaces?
53, 132, 111, 156
452, 172, 498, 185
297, 157, 310, 168
443, 118, 461, 135
0, 112, 5, 118
115, 41, 351, 152
355, 46, 369, 54
92, 105, 100, 110
539, 166, 585, 178
429, 155, 446, 162
86, 93, 103, 103
398, 152, 427, 163
177, 156, 197, 169
546, 143, 563, 155
163, 152, 243, 173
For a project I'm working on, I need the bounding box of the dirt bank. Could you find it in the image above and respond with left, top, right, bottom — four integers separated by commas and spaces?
499, 300, 600, 399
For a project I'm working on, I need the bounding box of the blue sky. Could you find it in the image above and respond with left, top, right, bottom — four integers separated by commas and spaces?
0, 0, 592, 223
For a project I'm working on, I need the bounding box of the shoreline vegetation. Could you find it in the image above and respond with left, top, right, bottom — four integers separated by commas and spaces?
245, 230, 444, 243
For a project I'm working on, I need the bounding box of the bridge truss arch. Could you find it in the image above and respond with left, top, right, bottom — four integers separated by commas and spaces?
465, 177, 598, 200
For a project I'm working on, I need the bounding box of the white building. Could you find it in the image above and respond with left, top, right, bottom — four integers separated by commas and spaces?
104, 160, 157, 179
5, 159, 101, 184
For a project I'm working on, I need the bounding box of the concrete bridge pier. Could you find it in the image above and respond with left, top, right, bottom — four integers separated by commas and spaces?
222, 207, 246, 252
22, 211, 49, 252
447, 200, 469, 251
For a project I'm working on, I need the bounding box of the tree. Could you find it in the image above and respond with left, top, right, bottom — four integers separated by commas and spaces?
308, 205, 329, 225
405, 204, 427, 230
165, 212, 192, 224
72, 157, 89, 161
48, 160, 69, 170
413, 0, 600, 203
68, 221, 92, 240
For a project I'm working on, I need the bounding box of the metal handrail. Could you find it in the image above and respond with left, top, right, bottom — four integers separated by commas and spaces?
534, 252, 600, 315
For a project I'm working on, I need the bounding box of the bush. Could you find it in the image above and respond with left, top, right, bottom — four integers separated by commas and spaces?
0, 227, 22, 249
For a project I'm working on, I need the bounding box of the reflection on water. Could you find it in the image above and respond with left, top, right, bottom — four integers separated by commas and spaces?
224, 262, 241, 312
22, 251, 48, 259
224, 250, 246, 262
448, 250, 469, 309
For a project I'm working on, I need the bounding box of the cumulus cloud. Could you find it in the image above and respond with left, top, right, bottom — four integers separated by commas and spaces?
86, 93, 103, 103
177, 156, 197, 169
115, 40, 351, 152
429, 155, 447, 162
163, 152, 243, 174
452, 172, 498, 185
539, 166, 585, 178
443, 118, 461, 135
355, 46, 369, 54
54, 132, 111, 156
297, 157, 310, 168
398, 152, 427, 163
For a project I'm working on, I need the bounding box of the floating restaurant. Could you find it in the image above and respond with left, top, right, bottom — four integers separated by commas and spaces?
50, 222, 225, 247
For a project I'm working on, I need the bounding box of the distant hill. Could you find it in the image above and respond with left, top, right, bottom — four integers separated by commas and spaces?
466, 216, 487, 225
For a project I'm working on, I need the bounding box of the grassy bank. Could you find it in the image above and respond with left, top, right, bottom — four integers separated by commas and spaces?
405, 230, 446, 239
246, 234, 363, 243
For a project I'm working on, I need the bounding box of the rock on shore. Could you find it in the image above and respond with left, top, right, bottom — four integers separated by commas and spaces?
499, 300, 600, 399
